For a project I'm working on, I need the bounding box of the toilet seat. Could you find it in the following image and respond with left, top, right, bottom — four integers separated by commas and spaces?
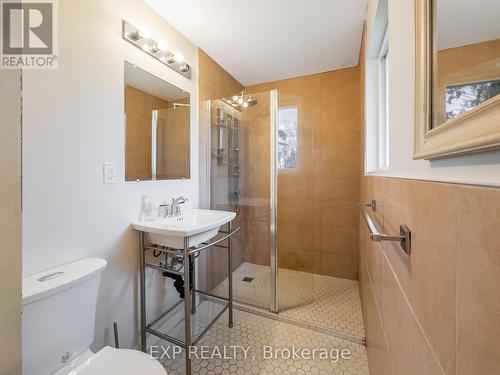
70, 346, 166, 375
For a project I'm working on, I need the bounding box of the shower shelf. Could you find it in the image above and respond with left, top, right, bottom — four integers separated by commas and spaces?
137, 222, 239, 375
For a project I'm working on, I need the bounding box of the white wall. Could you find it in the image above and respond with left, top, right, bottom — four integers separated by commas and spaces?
22, 0, 199, 350
365, 0, 500, 187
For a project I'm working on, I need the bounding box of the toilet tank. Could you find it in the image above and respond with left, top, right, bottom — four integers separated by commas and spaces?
22, 258, 107, 375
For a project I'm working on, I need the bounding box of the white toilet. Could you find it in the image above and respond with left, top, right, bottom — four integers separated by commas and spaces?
22, 258, 166, 375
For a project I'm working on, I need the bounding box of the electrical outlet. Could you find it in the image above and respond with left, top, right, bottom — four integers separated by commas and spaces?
103, 162, 118, 184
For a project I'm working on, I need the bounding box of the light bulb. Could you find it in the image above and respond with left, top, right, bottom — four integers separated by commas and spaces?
237, 97, 244, 105
173, 52, 184, 63
138, 26, 151, 39
232, 96, 239, 101
243, 102, 249, 108
142, 44, 151, 52
157, 40, 169, 52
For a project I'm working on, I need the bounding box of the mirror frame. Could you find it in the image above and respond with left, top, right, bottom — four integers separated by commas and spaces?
414, 0, 500, 160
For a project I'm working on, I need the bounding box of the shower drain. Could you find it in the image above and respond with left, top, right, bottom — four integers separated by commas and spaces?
242, 277, 254, 283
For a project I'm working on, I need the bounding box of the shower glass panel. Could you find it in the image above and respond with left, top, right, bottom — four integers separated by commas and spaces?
207, 91, 317, 314
208, 92, 275, 310
276, 93, 315, 311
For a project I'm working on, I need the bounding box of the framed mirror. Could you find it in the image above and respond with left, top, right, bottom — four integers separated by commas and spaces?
124, 61, 190, 181
414, 0, 500, 159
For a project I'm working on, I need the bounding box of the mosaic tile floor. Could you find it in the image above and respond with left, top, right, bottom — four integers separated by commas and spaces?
212, 263, 365, 339
155, 309, 369, 375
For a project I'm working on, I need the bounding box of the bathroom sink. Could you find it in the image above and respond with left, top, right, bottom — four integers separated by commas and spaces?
132, 209, 236, 249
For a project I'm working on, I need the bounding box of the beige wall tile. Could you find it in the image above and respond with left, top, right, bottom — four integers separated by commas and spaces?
457, 185, 500, 375
278, 221, 314, 250
246, 67, 361, 278
322, 252, 358, 279
359, 260, 394, 375
279, 248, 322, 274
381, 179, 457, 375
382, 255, 445, 375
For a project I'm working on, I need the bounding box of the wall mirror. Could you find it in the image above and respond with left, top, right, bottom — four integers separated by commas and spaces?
124, 61, 190, 181
414, 0, 500, 159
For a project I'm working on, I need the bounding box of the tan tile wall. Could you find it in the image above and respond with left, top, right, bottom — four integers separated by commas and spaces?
198, 49, 246, 288
359, 176, 500, 375
0, 70, 22, 374
124, 85, 170, 181
198, 48, 244, 209
247, 68, 361, 279
156, 103, 190, 180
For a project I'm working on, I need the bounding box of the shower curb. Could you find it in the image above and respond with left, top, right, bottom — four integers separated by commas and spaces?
233, 302, 366, 346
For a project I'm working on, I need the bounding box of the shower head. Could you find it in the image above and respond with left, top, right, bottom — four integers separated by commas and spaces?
246, 96, 257, 107
224, 92, 258, 110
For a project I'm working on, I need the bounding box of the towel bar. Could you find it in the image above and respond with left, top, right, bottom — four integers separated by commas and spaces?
359, 201, 411, 256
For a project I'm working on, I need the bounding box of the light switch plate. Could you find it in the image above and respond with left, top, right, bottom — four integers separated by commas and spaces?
103, 162, 118, 184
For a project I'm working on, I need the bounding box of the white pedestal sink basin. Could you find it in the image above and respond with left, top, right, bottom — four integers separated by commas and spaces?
132, 209, 236, 249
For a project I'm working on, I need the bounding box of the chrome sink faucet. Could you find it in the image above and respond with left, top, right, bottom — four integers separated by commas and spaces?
171, 196, 189, 216
159, 196, 189, 218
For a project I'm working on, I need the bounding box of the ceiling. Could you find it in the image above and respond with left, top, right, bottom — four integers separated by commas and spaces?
125, 61, 189, 101
145, 0, 368, 86
437, 0, 500, 50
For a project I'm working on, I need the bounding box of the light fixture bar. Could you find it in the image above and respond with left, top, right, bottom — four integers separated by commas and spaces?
122, 20, 191, 80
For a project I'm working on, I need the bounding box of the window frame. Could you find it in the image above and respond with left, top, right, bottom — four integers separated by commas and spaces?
377, 30, 389, 170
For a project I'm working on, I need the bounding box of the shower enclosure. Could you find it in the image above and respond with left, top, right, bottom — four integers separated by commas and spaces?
206, 90, 363, 342
204, 89, 321, 315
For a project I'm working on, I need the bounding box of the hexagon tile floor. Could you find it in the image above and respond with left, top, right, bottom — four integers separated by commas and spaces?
155, 309, 369, 375
212, 263, 365, 339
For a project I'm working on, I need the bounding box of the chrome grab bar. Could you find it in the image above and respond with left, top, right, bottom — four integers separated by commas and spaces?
358, 199, 377, 212
359, 200, 411, 256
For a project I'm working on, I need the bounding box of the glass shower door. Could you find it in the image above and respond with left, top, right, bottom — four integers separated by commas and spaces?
276, 93, 315, 312
208, 91, 277, 311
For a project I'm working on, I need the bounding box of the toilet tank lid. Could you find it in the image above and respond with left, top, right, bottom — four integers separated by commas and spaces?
23, 258, 107, 305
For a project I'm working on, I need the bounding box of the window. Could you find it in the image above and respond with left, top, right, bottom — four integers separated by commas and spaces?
378, 30, 389, 170
278, 107, 298, 169
365, 0, 389, 173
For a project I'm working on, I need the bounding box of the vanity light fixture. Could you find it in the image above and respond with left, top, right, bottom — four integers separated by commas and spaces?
157, 40, 169, 52
138, 26, 151, 39
129, 26, 151, 41
173, 52, 184, 63
122, 20, 191, 79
